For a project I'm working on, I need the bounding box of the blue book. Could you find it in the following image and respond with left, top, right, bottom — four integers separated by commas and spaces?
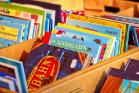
0, 56, 28, 93
66, 18, 121, 55
0, 20, 23, 48
103, 14, 139, 24
0, 15, 31, 41
102, 15, 139, 50
54, 25, 115, 61
0, 77, 16, 91
49, 33, 102, 65
119, 80, 139, 93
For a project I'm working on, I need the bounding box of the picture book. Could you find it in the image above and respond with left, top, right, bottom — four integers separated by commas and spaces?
18, 4, 54, 33
107, 68, 139, 81
124, 59, 139, 75
0, 14, 31, 41
52, 26, 107, 61
68, 14, 127, 53
56, 23, 116, 60
0, 77, 16, 91
0, 20, 23, 48
101, 76, 139, 93
24, 43, 88, 90
100, 59, 139, 93
119, 79, 139, 93
21, 4, 56, 31
100, 75, 123, 93
0, 2, 46, 38
128, 28, 137, 46
49, 33, 102, 65
126, 26, 139, 47
66, 18, 121, 55
102, 14, 139, 50
12, 0, 61, 26
60, 10, 85, 23
102, 14, 139, 24
0, 56, 28, 93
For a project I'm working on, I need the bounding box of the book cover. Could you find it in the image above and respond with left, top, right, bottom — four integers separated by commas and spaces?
56, 23, 116, 60
107, 68, 139, 81
66, 18, 121, 55
100, 75, 122, 93
0, 77, 16, 91
0, 56, 28, 93
12, 0, 61, 26
119, 79, 139, 93
0, 20, 23, 48
68, 14, 127, 53
0, 2, 46, 37
124, 59, 139, 75
49, 33, 102, 65
25, 43, 88, 90
102, 14, 139, 24
0, 15, 30, 41
102, 14, 139, 50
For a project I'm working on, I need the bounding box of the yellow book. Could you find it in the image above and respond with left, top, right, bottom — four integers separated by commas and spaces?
68, 14, 127, 53
54, 23, 116, 59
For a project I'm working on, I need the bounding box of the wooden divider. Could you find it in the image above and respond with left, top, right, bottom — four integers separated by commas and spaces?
0, 38, 36, 62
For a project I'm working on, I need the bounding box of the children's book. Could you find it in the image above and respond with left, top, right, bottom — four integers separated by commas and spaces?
100, 75, 123, 93
66, 18, 121, 55
0, 56, 28, 93
0, 77, 16, 91
55, 23, 116, 60
0, 14, 31, 41
12, 0, 61, 26
20, 4, 55, 32
102, 14, 139, 24
49, 33, 102, 65
107, 68, 139, 81
60, 10, 85, 23
102, 14, 139, 49
119, 79, 139, 93
0, 20, 23, 48
124, 59, 139, 75
68, 14, 128, 53
24, 43, 88, 90
0, 2, 46, 38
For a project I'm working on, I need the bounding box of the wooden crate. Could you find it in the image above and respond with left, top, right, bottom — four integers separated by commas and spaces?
84, 0, 139, 16
0, 38, 139, 93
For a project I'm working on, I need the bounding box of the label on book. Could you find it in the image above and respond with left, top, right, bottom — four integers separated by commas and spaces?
0, 25, 18, 41
27, 56, 59, 90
